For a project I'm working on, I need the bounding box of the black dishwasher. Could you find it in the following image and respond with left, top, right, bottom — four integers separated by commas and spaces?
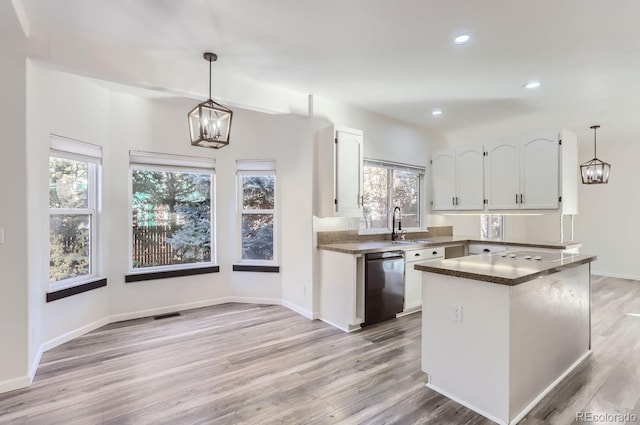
363, 251, 405, 326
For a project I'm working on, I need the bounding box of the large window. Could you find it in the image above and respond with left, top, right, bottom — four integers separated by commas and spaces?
129, 152, 215, 272
360, 160, 424, 231
49, 136, 102, 289
237, 161, 276, 264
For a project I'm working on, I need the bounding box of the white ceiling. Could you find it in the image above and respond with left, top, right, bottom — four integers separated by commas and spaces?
19, 0, 640, 139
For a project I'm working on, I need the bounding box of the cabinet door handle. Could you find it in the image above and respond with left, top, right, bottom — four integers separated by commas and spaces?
452, 197, 455, 206
516, 194, 519, 204
432, 251, 438, 255
520, 194, 523, 204
414, 253, 421, 257
456, 196, 459, 205
483, 248, 490, 252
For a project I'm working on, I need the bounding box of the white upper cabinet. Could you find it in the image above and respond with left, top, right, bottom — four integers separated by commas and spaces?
432, 146, 484, 211
520, 134, 559, 209
485, 139, 522, 210
432, 150, 456, 210
316, 125, 364, 217
486, 136, 560, 210
435, 129, 578, 215
456, 146, 485, 210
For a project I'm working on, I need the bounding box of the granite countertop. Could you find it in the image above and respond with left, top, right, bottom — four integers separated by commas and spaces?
317, 235, 581, 255
415, 251, 597, 286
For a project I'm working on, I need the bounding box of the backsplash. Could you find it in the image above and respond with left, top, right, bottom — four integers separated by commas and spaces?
317, 226, 453, 245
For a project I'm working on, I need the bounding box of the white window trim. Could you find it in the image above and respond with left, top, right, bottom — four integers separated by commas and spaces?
48, 135, 103, 292
128, 151, 217, 274
236, 160, 277, 266
359, 159, 425, 235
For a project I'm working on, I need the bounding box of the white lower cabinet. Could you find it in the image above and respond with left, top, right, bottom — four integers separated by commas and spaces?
404, 247, 444, 312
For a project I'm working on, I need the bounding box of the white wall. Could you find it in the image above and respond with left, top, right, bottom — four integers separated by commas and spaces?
106, 94, 314, 319
27, 66, 111, 346
0, 2, 29, 392
24, 66, 316, 345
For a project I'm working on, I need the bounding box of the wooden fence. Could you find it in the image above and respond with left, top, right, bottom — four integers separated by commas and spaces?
132, 226, 175, 267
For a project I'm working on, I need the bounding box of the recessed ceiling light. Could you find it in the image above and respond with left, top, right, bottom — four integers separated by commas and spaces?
524, 81, 541, 89
453, 34, 472, 44
432, 109, 443, 116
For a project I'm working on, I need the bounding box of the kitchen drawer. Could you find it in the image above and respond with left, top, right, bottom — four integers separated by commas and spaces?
405, 247, 444, 262
468, 243, 508, 255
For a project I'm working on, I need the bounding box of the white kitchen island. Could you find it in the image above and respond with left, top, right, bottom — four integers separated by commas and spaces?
416, 250, 597, 425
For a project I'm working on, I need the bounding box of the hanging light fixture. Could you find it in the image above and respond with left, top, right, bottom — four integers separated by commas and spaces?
188, 52, 233, 149
580, 125, 610, 184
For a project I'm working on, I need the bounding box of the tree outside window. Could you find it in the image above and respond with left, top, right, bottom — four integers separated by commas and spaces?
49, 156, 95, 282
131, 168, 213, 269
239, 173, 275, 262
361, 160, 423, 230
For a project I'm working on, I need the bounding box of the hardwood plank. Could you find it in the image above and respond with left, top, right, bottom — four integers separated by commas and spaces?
0, 276, 638, 425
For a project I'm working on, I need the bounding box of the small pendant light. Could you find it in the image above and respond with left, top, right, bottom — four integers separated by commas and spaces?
580, 125, 610, 184
188, 52, 233, 149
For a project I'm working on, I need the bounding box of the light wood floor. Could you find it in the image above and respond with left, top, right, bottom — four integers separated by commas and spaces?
0, 275, 639, 425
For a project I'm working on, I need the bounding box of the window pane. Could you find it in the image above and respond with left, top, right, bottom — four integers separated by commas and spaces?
242, 214, 274, 260
393, 170, 420, 228
481, 215, 503, 239
361, 165, 388, 229
131, 169, 212, 269
242, 175, 275, 210
49, 215, 90, 282
49, 157, 88, 208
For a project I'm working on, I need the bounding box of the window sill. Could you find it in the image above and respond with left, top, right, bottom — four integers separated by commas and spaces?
232, 264, 280, 273
125, 265, 220, 283
46, 277, 108, 303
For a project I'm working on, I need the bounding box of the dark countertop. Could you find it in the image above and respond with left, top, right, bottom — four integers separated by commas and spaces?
317, 235, 581, 255
415, 252, 596, 286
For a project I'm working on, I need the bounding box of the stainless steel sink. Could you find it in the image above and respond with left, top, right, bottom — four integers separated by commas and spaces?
389, 240, 416, 245
406, 239, 433, 244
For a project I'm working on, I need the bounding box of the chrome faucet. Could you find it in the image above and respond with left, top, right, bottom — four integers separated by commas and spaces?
391, 207, 402, 241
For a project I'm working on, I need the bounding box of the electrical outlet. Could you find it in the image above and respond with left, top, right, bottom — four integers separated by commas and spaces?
452, 304, 463, 322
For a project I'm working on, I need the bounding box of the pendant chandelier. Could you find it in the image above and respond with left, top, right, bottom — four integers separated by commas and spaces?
580, 125, 610, 184
188, 52, 233, 149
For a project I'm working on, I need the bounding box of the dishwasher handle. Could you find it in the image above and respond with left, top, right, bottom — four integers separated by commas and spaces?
366, 251, 404, 261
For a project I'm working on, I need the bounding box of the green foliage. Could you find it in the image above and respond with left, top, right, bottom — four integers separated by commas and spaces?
49, 157, 92, 282
242, 214, 273, 260
166, 203, 211, 263
241, 175, 275, 260
131, 169, 212, 268
49, 157, 88, 209
49, 215, 90, 282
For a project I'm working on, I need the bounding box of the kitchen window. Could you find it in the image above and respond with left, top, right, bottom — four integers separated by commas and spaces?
481, 215, 504, 239
360, 160, 424, 231
236, 160, 276, 265
49, 135, 102, 291
128, 151, 216, 276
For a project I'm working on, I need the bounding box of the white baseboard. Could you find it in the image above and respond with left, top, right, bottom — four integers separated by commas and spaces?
0, 374, 31, 395
591, 271, 640, 281
41, 317, 111, 353
108, 296, 282, 323
509, 350, 592, 425
281, 300, 314, 319
426, 382, 508, 425
29, 346, 43, 382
